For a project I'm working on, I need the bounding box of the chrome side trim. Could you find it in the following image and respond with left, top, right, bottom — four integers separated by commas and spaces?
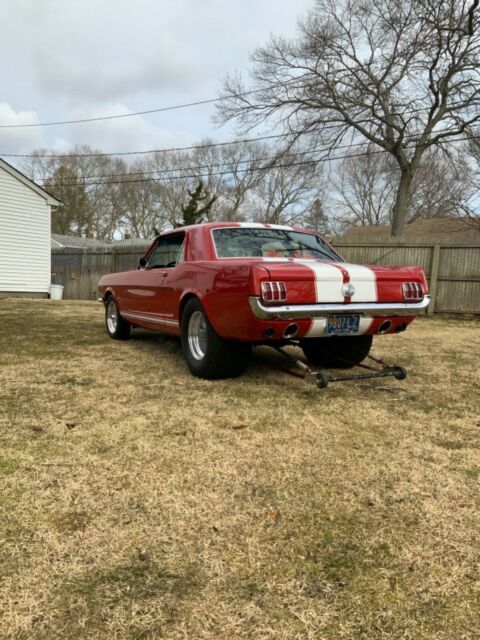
121, 311, 179, 327
248, 296, 430, 320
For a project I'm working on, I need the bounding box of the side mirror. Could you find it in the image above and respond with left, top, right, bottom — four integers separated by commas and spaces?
138, 257, 147, 268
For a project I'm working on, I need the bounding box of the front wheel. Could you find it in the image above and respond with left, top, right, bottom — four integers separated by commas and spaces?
180, 298, 250, 379
300, 334, 373, 368
105, 297, 131, 340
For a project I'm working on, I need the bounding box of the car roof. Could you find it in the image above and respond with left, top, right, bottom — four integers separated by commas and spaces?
160, 222, 311, 235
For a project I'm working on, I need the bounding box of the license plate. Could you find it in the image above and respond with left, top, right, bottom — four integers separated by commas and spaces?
326, 315, 360, 335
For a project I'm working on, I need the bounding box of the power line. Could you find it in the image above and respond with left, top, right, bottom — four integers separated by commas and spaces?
2, 101, 477, 159
0, 87, 275, 129
0, 79, 476, 134
36, 133, 477, 188
34, 139, 374, 182
33, 126, 477, 183
1, 132, 294, 159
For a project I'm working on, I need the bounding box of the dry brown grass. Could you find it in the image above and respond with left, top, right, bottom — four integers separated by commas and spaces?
0, 299, 479, 640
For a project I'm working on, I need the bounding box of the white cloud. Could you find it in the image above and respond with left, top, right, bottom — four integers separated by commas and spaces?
0, 103, 43, 155
61, 103, 196, 153
0, 0, 314, 153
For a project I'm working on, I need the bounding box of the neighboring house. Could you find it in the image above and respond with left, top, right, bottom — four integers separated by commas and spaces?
110, 236, 152, 249
340, 218, 480, 243
51, 234, 110, 250
0, 157, 62, 297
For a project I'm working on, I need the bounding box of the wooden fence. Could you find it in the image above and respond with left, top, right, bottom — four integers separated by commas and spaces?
52, 244, 150, 301
52, 239, 480, 315
333, 239, 480, 315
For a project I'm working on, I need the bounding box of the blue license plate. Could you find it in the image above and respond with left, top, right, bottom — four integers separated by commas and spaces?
326, 315, 360, 335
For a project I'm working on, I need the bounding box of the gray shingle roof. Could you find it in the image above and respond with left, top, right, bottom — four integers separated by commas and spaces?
51, 234, 111, 249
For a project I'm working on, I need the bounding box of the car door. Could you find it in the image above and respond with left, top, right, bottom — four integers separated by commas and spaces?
122, 232, 185, 330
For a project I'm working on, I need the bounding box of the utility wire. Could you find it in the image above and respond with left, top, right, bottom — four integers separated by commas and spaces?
35, 137, 390, 182
36, 133, 477, 188
0, 79, 309, 129
2, 132, 297, 159
34, 126, 478, 183
0, 87, 273, 129
0, 80, 476, 133
2, 101, 477, 159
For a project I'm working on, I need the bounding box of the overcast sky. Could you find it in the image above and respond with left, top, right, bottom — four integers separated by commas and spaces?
0, 0, 313, 157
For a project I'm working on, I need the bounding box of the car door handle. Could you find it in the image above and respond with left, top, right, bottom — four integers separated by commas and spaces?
157, 271, 167, 277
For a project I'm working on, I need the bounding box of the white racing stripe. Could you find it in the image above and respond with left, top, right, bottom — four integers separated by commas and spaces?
237, 222, 293, 230
297, 260, 344, 303
340, 263, 377, 302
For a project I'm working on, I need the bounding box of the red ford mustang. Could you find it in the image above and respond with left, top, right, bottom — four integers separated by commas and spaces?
98, 222, 429, 378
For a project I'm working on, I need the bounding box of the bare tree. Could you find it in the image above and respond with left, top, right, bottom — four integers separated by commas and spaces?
218, 0, 480, 236
113, 159, 165, 239
408, 147, 470, 221
191, 140, 267, 220
459, 130, 480, 228
245, 153, 326, 225
334, 146, 395, 227
334, 144, 470, 228
23, 147, 126, 239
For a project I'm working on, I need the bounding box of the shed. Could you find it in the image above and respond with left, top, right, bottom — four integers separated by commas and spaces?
0, 158, 61, 297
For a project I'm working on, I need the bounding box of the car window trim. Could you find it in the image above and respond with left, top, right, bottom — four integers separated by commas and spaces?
146, 232, 186, 269
210, 226, 342, 262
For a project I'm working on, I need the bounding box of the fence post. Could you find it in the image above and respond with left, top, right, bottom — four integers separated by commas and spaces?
427, 243, 441, 316
111, 247, 117, 273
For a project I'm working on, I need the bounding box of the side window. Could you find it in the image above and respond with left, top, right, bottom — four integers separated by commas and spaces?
148, 233, 185, 268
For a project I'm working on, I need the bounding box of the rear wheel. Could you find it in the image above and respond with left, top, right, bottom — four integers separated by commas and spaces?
180, 298, 250, 379
105, 297, 131, 340
300, 334, 372, 368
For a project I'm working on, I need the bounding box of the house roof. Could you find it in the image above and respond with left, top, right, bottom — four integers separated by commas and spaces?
0, 157, 62, 207
341, 218, 480, 240
110, 237, 151, 247
51, 234, 110, 249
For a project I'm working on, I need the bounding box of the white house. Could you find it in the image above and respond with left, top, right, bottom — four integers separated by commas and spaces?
0, 157, 61, 297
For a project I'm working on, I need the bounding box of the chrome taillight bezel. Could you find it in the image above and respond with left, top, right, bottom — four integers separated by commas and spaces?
402, 282, 424, 302
261, 281, 287, 303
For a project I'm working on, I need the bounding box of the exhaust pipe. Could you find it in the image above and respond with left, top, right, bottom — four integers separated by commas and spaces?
377, 320, 392, 334
283, 323, 299, 338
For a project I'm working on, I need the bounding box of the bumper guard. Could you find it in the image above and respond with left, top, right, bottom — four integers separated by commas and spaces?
248, 296, 430, 320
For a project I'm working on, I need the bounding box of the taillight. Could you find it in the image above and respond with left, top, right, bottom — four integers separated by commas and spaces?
402, 282, 423, 302
261, 281, 287, 303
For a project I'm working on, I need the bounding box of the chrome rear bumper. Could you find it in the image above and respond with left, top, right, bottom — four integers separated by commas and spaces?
248, 296, 430, 320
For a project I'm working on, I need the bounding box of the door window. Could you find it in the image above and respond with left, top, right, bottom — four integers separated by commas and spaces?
148, 234, 185, 268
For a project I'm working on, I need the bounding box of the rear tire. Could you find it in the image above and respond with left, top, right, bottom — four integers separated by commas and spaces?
300, 334, 372, 368
180, 298, 250, 379
105, 297, 131, 340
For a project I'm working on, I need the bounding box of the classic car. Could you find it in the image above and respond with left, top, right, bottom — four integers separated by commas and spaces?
98, 222, 429, 379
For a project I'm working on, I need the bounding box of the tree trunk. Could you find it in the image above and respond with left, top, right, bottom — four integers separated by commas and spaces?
391, 167, 413, 237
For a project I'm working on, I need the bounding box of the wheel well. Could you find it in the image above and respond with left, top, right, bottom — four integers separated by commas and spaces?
179, 293, 199, 323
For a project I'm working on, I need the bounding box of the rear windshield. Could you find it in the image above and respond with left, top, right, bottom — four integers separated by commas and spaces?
212, 228, 342, 261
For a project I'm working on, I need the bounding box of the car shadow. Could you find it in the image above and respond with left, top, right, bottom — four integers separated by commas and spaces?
129, 329, 307, 377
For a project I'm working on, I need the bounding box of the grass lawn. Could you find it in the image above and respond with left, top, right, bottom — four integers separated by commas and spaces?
0, 299, 479, 640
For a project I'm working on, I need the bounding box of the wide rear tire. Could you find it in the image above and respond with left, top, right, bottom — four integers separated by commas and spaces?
300, 334, 373, 368
180, 298, 250, 379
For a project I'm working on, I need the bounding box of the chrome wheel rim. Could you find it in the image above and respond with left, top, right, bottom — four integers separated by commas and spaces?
106, 300, 118, 334
188, 310, 207, 360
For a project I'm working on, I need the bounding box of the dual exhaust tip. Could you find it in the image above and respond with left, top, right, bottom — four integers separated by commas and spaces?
263, 323, 299, 339
266, 320, 393, 339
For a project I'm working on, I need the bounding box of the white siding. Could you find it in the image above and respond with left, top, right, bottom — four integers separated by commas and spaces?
0, 166, 51, 293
